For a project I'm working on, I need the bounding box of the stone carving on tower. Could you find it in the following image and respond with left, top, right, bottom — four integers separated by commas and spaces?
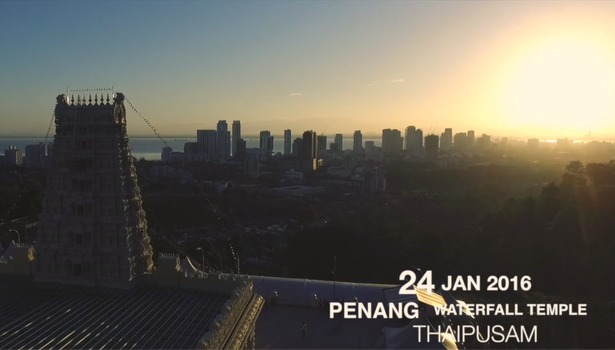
35, 92, 154, 288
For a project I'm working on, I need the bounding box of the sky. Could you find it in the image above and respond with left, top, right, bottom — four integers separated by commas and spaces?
2, 1, 615, 139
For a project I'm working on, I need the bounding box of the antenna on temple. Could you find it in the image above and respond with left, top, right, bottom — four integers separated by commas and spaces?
77, 94, 81, 105
88, 94, 92, 105
94, 93, 98, 105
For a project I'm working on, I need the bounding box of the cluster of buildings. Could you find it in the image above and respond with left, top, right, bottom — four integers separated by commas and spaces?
163, 123, 337, 163
162, 125, 332, 173
161, 124, 498, 166
154, 125, 499, 188
162, 120, 240, 163
2, 143, 51, 168
1, 123, 588, 171
381, 127, 494, 159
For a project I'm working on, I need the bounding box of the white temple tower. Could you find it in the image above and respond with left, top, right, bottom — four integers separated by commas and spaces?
35, 92, 153, 288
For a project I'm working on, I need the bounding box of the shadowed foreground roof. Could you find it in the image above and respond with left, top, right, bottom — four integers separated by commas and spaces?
0, 280, 226, 349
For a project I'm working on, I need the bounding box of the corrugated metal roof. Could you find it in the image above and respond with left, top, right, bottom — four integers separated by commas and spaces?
0, 283, 226, 349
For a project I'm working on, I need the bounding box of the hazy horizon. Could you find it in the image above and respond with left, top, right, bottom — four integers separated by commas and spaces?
2, 1, 615, 140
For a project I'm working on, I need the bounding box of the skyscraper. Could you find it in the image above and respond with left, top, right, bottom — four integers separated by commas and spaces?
302, 130, 316, 159
440, 128, 452, 151
467, 130, 475, 148
405, 126, 415, 152
416, 129, 424, 147
284, 129, 292, 155
4, 146, 23, 166
425, 134, 439, 160
161, 146, 173, 163
365, 140, 375, 153
405, 126, 421, 157
317, 134, 327, 158
382, 129, 402, 154
477, 133, 491, 149
453, 132, 468, 152
259, 130, 273, 157
353, 130, 363, 154
35, 93, 153, 288
25, 142, 46, 168
236, 138, 247, 159
232, 120, 241, 157
197, 129, 217, 158
292, 137, 303, 157
334, 133, 343, 152
24, 143, 46, 168
216, 120, 230, 160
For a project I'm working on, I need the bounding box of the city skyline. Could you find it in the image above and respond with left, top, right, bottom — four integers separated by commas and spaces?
2, 1, 615, 139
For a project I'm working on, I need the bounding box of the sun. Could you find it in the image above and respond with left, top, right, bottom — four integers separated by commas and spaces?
500, 35, 615, 136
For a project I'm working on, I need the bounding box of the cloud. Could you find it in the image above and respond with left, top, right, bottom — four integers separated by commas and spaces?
289, 92, 303, 96
367, 78, 404, 86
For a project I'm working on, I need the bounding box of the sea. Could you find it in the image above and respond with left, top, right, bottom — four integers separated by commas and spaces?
0, 137, 382, 161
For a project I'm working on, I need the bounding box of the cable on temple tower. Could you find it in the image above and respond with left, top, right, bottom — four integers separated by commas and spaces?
43, 109, 56, 148
124, 98, 170, 149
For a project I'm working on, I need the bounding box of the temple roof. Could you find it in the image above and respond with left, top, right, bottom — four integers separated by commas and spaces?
0, 280, 226, 349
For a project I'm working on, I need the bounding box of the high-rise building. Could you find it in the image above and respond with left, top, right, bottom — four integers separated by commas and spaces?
216, 120, 230, 160
453, 132, 467, 152
365, 141, 375, 153
236, 138, 247, 160
232, 120, 241, 157
440, 128, 452, 151
284, 129, 292, 155
197, 129, 217, 158
292, 138, 303, 157
183, 142, 200, 155
259, 130, 273, 157
528, 138, 539, 151
353, 130, 363, 154
405, 126, 415, 151
302, 130, 316, 159
405, 126, 422, 157
382, 129, 402, 154
4, 146, 23, 166
416, 129, 423, 155
35, 93, 153, 288
467, 130, 475, 148
334, 133, 343, 152
477, 133, 491, 149
425, 134, 439, 159
317, 134, 327, 158
24, 143, 46, 168
161, 146, 173, 162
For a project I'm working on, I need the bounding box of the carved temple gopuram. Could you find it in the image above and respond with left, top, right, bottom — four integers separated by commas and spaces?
0, 92, 263, 349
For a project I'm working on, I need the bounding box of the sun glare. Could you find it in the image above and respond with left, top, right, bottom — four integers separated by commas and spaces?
501, 35, 615, 135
